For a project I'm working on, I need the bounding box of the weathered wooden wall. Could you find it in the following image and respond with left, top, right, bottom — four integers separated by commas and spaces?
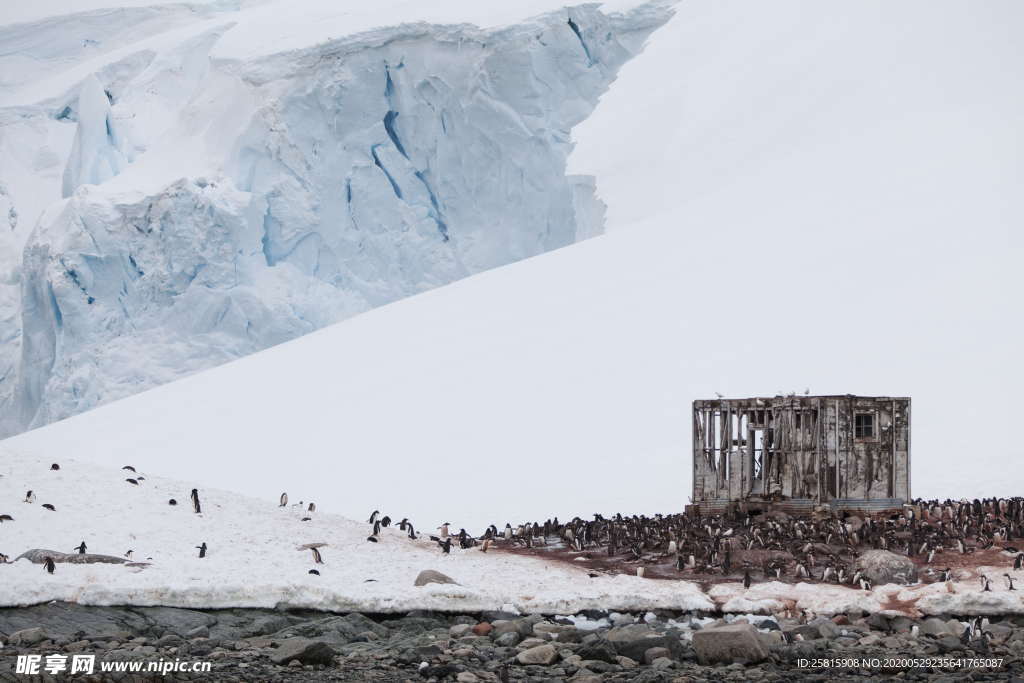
692, 395, 910, 507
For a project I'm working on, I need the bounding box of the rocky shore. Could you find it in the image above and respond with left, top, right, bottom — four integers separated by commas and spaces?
2, 603, 1023, 682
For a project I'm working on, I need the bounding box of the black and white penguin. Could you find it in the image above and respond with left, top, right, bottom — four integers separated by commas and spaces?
0, 553, 8, 563
309, 569, 320, 575
43, 557, 55, 573
74, 541, 87, 554
125, 478, 139, 485
196, 542, 207, 558
399, 518, 409, 531
23, 490, 35, 503
0, 514, 13, 523
125, 550, 133, 559
1005, 574, 1016, 591
191, 489, 201, 514
381, 516, 391, 528
1014, 553, 1024, 570
941, 568, 953, 582
504, 523, 513, 541
407, 522, 417, 540
41, 504, 55, 511
439, 523, 450, 540
438, 538, 452, 554
368, 510, 379, 524
980, 575, 992, 592
481, 539, 492, 553
279, 493, 288, 507
366, 535, 379, 543
168, 499, 177, 506
307, 502, 316, 513
50, 463, 60, 471
373, 520, 381, 536
743, 570, 752, 589
311, 547, 323, 564
123, 465, 136, 473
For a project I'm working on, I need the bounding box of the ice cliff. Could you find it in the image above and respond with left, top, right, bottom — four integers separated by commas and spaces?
0, 1, 673, 436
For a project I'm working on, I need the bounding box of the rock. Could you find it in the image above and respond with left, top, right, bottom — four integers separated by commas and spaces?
186, 625, 210, 639
858, 634, 881, 646
9, 628, 47, 646
14, 549, 128, 565
889, 616, 914, 633
246, 615, 291, 637
692, 623, 769, 665
616, 655, 638, 668
472, 622, 493, 636
644, 646, 671, 664
414, 570, 458, 587
854, 549, 918, 585
579, 659, 617, 673
865, 613, 891, 632
516, 643, 559, 665
456, 673, 480, 683
577, 639, 618, 663
494, 632, 520, 647
450, 624, 473, 638
918, 618, 953, 639
651, 656, 675, 670
605, 624, 681, 662
787, 624, 821, 641
517, 637, 547, 650
268, 638, 338, 665
832, 615, 850, 626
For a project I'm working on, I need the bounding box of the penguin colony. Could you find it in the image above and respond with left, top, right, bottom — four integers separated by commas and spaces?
3, 459, 1020, 593
482, 497, 1024, 590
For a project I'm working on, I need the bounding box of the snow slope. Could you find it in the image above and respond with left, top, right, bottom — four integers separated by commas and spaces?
0, 0, 672, 436
2, 0, 1022, 530
2, 449, 1021, 617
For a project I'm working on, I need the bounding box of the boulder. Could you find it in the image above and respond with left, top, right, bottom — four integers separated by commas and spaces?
576, 639, 618, 663
449, 624, 473, 638
515, 643, 559, 665
854, 549, 918, 585
14, 549, 128, 565
605, 624, 681, 662
9, 628, 48, 646
494, 632, 520, 647
918, 618, 954, 639
643, 646, 671, 664
472, 622, 493, 636
692, 623, 769, 665
268, 638, 337, 665
414, 570, 458, 587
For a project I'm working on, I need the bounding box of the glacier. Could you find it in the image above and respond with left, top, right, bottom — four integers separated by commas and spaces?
0, 1, 674, 436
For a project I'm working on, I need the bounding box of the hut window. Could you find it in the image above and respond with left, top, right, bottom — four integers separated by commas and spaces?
854, 413, 875, 438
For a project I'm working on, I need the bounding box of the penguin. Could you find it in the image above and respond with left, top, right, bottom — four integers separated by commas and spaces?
191, 489, 201, 514
0, 553, 8, 563
407, 522, 417, 540
41, 504, 55, 511
311, 547, 323, 564
43, 557, 55, 574
438, 538, 452, 554
927, 548, 936, 564
50, 463, 60, 471
822, 566, 835, 583
309, 569, 320, 576
399, 518, 409, 531
1, 514, 15, 523
126, 478, 139, 486
1005, 574, 1016, 591
279, 493, 288, 507
981, 575, 992, 592
168, 499, 177, 506
74, 541, 87, 554
301, 517, 311, 522
504, 523, 513, 541
307, 502, 316, 513
125, 550, 133, 559
743, 570, 752, 589
368, 510, 379, 524
123, 465, 136, 472
481, 539, 492, 553
859, 578, 872, 591
23, 490, 35, 503
196, 542, 207, 558
366, 535, 378, 543
1014, 553, 1024, 570
381, 516, 391, 528
636, 566, 645, 577
439, 522, 450, 540
941, 568, 953, 582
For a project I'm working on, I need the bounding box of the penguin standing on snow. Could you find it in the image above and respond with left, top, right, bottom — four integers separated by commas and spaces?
981, 575, 992, 592
307, 502, 316, 513
438, 538, 452, 554
368, 510, 379, 524
279, 493, 288, 507
504, 524, 513, 541
743, 570, 752, 589
942, 568, 953, 582
311, 547, 323, 564
190, 489, 202, 514
23, 490, 35, 503
1014, 553, 1024, 570
1005, 574, 1016, 591
196, 542, 207, 558
74, 541, 87, 554
43, 557, 56, 573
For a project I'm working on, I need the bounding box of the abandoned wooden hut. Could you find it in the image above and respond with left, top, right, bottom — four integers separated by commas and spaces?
692, 395, 910, 514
